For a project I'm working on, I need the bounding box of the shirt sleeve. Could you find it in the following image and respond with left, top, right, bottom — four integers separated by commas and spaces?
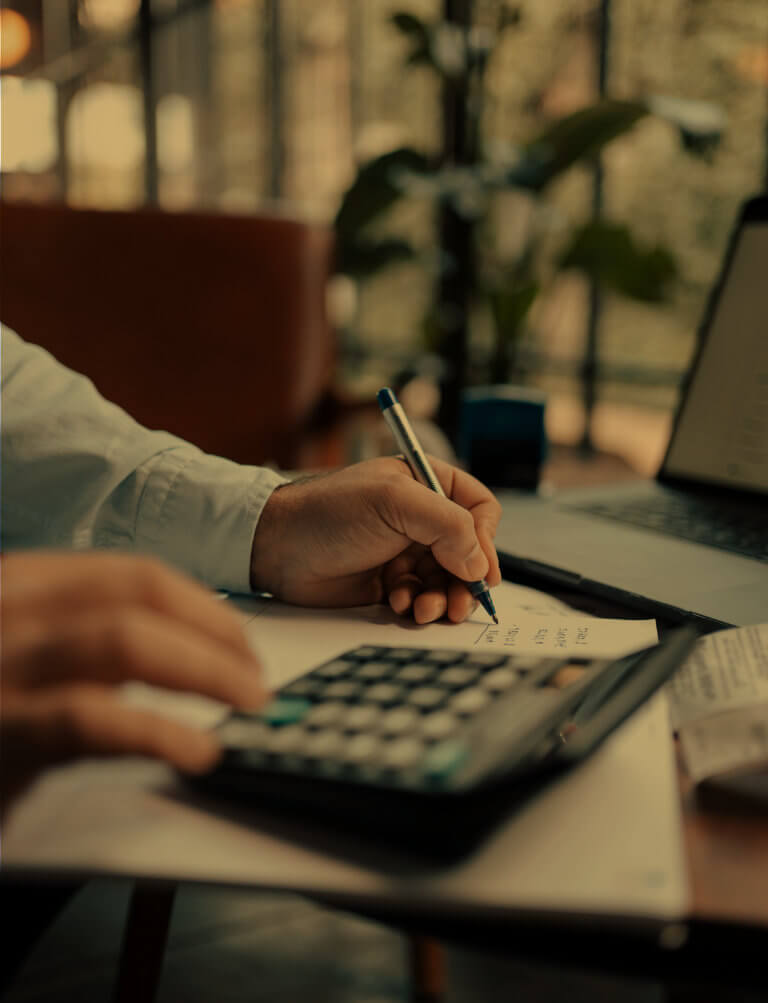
1, 324, 289, 592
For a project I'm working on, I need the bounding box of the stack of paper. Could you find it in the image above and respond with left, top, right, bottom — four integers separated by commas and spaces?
666, 624, 768, 803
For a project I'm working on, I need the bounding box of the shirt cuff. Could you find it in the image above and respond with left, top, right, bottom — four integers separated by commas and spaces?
133, 448, 289, 593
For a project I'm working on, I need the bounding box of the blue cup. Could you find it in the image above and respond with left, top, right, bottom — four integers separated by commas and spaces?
459, 385, 547, 490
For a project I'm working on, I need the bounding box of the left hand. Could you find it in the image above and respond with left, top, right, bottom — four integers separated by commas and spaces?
250, 456, 502, 624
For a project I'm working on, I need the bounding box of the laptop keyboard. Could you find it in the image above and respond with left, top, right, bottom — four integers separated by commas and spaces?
569, 493, 768, 562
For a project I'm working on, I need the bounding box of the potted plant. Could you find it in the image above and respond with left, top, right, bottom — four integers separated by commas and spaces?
333, 6, 723, 449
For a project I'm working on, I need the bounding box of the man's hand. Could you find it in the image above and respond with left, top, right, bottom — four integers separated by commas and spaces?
250, 456, 502, 624
1, 551, 266, 811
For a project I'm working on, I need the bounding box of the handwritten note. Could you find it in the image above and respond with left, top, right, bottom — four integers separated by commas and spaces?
479, 619, 594, 652
230, 582, 657, 690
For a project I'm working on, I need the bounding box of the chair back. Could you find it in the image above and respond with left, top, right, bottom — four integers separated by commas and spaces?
0, 200, 335, 467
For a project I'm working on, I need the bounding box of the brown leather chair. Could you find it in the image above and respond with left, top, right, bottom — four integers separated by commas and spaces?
0, 200, 340, 469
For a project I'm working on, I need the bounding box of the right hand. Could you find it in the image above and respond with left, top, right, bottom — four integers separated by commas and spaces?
1, 551, 267, 812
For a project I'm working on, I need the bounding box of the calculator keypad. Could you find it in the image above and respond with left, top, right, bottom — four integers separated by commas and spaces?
217, 645, 594, 790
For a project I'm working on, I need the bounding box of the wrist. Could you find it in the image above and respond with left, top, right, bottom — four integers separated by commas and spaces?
249, 482, 291, 596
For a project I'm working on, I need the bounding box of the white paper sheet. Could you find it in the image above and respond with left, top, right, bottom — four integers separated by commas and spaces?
678, 706, 768, 783
233, 581, 657, 692
3, 583, 685, 924
666, 624, 768, 729
665, 624, 768, 798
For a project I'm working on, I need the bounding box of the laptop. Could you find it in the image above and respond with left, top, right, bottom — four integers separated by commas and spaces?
495, 195, 768, 630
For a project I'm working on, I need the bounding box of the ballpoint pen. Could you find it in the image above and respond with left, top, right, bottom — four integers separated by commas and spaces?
377, 387, 498, 624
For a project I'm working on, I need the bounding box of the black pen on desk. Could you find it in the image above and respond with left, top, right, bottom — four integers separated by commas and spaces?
377, 387, 499, 624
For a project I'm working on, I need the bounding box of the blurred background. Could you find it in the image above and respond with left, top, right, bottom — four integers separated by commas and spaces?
2, 0, 767, 472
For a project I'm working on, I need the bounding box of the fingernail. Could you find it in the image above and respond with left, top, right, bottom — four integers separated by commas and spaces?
238, 676, 269, 710
182, 733, 221, 772
467, 547, 489, 579
390, 591, 409, 614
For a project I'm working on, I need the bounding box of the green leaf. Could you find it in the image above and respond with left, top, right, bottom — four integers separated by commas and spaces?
335, 237, 415, 279
557, 221, 678, 301
391, 12, 432, 67
509, 100, 648, 191
391, 12, 429, 40
334, 148, 431, 238
489, 280, 539, 344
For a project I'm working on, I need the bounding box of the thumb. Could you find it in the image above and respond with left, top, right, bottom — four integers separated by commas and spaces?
380, 478, 490, 582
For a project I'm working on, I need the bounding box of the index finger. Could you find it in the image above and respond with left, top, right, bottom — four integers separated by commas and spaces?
3, 552, 254, 660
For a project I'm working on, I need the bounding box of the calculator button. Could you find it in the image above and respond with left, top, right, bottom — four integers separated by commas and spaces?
349, 646, 387, 660
422, 650, 464, 665
315, 660, 352, 679
266, 725, 306, 755
261, 698, 312, 726
547, 663, 589, 689
236, 747, 269, 768
438, 666, 480, 688
424, 739, 469, 783
408, 686, 448, 710
281, 677, 324, 699
396, 664, 436, 684
304, 701, 347, 727
527, 659, 569, 685
342, 733, 380, 764
364, 682, 405, 706
217, 719, 269, 748
463, 653, 507, 668
382, 737, 425, 770
379, 706, 420, 735
322, 680, 363, 701
342, 704, 382, 731
450, 687, 490, 715
386, 647, 425, 662
419, 711, 460, 741
510, 656, 554, 675
355, 661, 393, 680
481, 667, 519, 691
303, 729, 344, 760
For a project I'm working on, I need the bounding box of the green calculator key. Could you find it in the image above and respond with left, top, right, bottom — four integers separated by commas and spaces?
261, 697, 311, 726
424, 739, 469, 785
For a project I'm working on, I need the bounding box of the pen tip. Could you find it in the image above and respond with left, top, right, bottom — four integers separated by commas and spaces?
492, 614, 499, 625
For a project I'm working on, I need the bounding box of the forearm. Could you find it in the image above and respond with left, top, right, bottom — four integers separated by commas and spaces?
1, 326, 287, 591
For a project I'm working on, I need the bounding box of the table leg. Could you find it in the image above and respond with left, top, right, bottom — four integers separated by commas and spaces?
408, 935, 446, 1002
113, 881, 176, 1003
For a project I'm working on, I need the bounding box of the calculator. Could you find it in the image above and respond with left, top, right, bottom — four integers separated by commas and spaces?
188, 626, 697, 858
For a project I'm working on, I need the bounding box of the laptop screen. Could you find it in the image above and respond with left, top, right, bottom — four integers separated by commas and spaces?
663, 207, 768, 494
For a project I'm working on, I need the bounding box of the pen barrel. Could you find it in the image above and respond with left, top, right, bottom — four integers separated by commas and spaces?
382, 403, 446, 497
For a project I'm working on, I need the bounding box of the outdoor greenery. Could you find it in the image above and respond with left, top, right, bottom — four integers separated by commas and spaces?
333, 7, 724, 390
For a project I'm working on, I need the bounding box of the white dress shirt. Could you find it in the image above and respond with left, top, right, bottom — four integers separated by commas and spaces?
1, 324, 288, 592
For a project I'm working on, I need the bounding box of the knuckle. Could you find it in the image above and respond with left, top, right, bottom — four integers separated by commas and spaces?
457, 507, 476, 537
373, 479, 401, 521
56, 687, 100, 744
129, 555, 175, 604
101, 611, 144, 667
